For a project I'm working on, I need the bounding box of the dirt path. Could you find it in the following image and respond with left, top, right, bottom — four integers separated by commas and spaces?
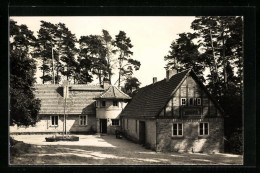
10, 134, 243, 165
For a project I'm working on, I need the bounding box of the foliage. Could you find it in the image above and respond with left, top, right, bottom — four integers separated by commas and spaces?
35, 21, 58, 84
164, 16, 243, 152
228, 131, 243, 154
79, 35, 107, 84
123, 77, 141, 96
164, 32, 205, 82
10, 20, 41, 126
56, 23, 78, 82
101, 29, 116, 84
35, 21, 80, 84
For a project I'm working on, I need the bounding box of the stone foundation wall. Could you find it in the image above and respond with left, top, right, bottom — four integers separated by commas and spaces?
156, 118, 224, 153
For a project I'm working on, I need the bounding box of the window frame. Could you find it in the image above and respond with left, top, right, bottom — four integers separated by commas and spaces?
196, 98, 201, 105
113, 100, 118, 107
101, 101, 106, 107
181, 98, 186, 105
79, 115, 88, 126
111, 119, 120, 126
189, 98, 193, 105
50, 115, 59, 126
199, 122, 209, 136
96, 101, 99, 107
172, 123, 183, 136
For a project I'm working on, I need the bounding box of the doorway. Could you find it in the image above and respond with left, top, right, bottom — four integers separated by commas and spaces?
139, 121, 145, 145
100, 119, 107, 133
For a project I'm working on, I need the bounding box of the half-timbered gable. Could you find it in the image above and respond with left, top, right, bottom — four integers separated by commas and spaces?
160, 74, 223, 118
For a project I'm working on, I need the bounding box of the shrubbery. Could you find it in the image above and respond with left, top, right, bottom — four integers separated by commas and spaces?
229, 131, 243, 154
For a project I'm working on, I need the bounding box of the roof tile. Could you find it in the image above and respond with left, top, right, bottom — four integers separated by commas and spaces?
120, 69, 190, 117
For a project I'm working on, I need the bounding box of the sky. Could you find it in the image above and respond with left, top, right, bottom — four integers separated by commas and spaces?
10, 16, 196, 87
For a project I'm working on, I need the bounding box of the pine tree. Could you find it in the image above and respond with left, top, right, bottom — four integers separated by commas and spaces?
113, 31, 140, 87
101, 30, 116, 84
36, 21, 58, 84
56, 23, 78, 82
79, 35, 107, 85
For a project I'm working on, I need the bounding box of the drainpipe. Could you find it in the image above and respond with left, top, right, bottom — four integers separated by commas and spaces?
155, 119, 157, 152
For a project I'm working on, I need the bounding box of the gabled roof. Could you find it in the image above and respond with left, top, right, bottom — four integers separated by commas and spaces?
120, 69, 191, 117
120, 69, 224, 118
34, 84, 104, 115
95, 85, 131, 100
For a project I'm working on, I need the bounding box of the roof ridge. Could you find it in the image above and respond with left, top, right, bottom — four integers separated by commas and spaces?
112, 86, 116, 97
96, 85, 131, 99
99, 86, 112, 98
114, 86, 131, 98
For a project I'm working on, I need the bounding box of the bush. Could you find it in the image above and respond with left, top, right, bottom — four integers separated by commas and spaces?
229, 131, 243, 154
10, 137, 32, 157
45, 135, 79, 142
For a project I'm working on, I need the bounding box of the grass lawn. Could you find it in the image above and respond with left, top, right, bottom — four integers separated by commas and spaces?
10, 134, 243, 165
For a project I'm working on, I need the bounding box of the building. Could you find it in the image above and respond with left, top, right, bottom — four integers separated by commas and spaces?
10, 81, 131, 134
120, 69, 225, 153
95, 84, 131, 134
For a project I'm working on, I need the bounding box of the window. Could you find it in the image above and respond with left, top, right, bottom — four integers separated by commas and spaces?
112, 119, 119, 126
173, 123, 183, 136
102, 101, 106, 107
79, 115, 87, 126
189, 98, 193, 105
196, 98, 201, 105
181, 98, 186, 105
113, 100, 118, 106
199, 123, 209, 136
51, 115, 58, 126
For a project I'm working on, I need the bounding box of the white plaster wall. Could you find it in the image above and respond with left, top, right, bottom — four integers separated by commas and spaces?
10, 114, 96, 133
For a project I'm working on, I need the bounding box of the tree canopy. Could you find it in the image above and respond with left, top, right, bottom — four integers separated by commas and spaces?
164, 16, 243, 153
10, 20, 41, 126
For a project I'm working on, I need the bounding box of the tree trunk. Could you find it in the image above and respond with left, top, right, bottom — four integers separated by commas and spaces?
42, 59, 45, 84
221, 27, 228, 90
51, 46, 55, 84
118, 52, 123, 88
209, 29, 219, 84
98, 69, 102, 85
109, 72, 112, 84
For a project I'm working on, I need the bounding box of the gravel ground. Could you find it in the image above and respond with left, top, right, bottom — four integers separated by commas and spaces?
10, 134, 243, 165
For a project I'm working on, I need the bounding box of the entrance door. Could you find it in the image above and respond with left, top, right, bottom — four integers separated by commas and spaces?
100, 119, 107, 133
139, 121, 145, 145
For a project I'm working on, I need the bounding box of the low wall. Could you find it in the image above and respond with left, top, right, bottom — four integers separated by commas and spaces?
156, 118, 224, 153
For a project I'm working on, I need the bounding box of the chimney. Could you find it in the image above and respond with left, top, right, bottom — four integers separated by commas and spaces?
103, 79, 110, 90
166, 69, 177, 82
63, 80, 69, 99
153, 77, 157, 84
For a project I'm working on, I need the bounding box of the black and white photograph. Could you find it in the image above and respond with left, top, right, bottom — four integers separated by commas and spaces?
9, 15, 244, 165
